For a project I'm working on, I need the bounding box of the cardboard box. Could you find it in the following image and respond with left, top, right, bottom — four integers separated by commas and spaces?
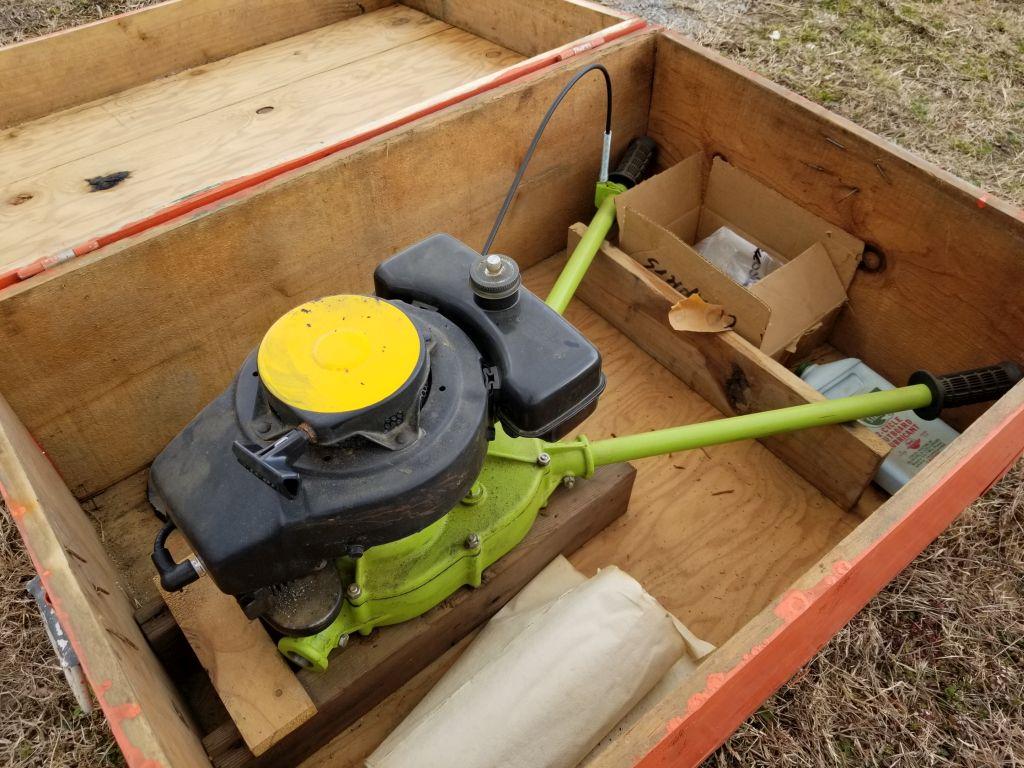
614, 155, 864, 357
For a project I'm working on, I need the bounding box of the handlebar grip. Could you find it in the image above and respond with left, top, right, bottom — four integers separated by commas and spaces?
909, 361, 1022, 420
608, 136, 658, 189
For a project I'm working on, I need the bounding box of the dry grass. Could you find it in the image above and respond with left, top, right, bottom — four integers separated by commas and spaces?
1, 1, 1023, 767
610, 0, 1024, 205
0, 1, 150, 44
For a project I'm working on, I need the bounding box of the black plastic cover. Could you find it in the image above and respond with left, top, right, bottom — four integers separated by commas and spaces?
374, 234, 604, 440
148, 304, 489, 596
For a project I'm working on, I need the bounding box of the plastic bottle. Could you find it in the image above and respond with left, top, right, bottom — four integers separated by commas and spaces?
799, 358, 959, 495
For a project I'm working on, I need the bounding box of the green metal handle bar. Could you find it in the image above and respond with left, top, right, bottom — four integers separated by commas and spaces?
554, 385, 934, 469
546, 182, 624, 315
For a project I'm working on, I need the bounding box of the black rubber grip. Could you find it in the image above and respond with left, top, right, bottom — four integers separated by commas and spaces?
609, 136, 658, 189
909, 361, 1022, 420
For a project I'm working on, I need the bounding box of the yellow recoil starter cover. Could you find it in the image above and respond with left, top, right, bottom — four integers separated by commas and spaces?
257, 295, 422, 414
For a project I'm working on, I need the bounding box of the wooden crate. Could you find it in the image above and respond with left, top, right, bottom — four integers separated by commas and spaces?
0, 2, 1022, 766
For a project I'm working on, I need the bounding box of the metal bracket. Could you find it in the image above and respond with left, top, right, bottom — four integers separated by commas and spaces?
26, 576, 93, 713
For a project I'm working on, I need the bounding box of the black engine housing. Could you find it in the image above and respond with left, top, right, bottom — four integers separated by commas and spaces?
148, 234, 605, 607
149, 303, 489, 597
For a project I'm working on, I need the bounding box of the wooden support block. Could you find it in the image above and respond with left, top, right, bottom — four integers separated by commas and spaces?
569, 224, 888, 510
203, 462, 636, 768
159, 567, 317, 756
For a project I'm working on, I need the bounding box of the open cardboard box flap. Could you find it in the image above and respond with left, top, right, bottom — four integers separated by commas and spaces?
614, 154, 858, 357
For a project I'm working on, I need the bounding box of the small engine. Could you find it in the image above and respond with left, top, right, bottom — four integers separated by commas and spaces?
149, 234, 604, 640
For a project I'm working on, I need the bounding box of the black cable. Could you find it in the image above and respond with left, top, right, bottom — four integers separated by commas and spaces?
482, 64, 613, 255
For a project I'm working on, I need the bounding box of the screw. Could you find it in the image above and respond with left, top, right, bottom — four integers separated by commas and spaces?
255, 421, 271, 434
537, 452, 551, 467
562, 475, 576, 489
465, 532, 481, 549
484, 254, 503, 275
337, 634, 350, 649
346, 583, 362, 600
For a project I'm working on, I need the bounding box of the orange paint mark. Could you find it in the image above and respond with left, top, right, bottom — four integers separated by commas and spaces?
774, 560, 853, 622
92, 680, 163, 768
4, 446, 166, 767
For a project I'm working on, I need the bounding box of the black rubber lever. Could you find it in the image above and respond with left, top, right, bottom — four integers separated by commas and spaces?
152, 521, 202, 592
608, 136, 658, 189
232, 428, 309, 499
910, 361, 1022, 420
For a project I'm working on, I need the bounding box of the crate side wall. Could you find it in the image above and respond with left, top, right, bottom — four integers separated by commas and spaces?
646, 33, 1024, 432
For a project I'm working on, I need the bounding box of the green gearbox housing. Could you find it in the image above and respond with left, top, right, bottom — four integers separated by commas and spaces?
279, 428, 594, 670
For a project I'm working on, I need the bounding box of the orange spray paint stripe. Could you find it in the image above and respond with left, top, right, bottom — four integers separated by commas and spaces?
0, 479, 163, 767
0, 17, 646, 292
635, 399, 1024, 768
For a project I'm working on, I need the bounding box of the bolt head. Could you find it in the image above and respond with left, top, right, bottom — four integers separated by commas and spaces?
287, 652, 312, 669
537, 452, 551, 467
484, 254, 503, 275
562, 475, 576, 489
465, 532, 481, 549
346, 583, 362, 600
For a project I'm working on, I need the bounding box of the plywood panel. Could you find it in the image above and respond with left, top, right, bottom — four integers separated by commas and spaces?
403, 0, 627, 56
2, 5, 446, 183
0, 8, 522, 272
83, 469, 164, 620
587, 383, 1024, 768
0, 0, 395, 128
520, 258, 861, 645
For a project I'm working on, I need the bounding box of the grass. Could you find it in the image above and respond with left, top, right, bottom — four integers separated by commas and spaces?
1, 1, 1023, 766
734, 0, 1024, 204
0, 1, 150, 44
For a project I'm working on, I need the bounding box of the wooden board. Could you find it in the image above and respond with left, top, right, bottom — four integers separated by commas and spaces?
3, 6, 446, 184
568, 224, 889, 510
647, 32, 1024, 432
0, 391, 209, 767
0, 5, 523, 272
403, 0, 626, 56
159, 561, 316, 756
0, 34, 655, 500
0, 0, 395, 128
82, 469, 165, 620
202, 462, 636, 768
